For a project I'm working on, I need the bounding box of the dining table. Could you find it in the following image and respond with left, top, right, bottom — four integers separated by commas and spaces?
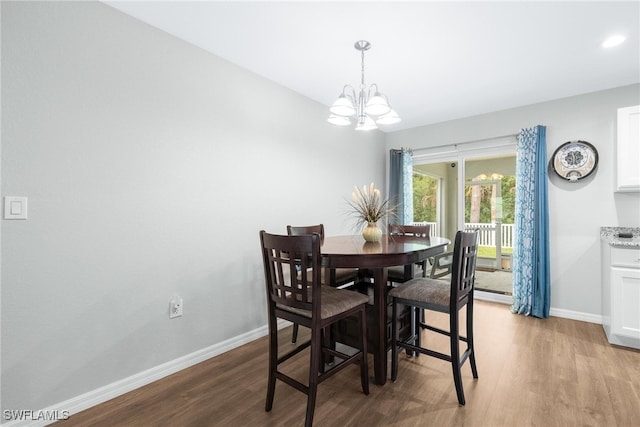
321, 234, 451, 385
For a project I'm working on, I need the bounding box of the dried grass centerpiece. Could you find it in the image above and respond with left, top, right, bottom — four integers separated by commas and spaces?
348, 183, 395, 242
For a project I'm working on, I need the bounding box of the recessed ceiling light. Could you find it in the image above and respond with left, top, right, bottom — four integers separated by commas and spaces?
602, 35, 626, 48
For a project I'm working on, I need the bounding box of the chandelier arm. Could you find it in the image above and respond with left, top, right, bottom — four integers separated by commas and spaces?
367, 84, 379, 99
342, 85, 357, 101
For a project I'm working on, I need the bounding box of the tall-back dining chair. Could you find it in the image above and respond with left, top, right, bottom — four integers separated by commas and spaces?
389, 230, 479, 405
387, 224, 431, 284
260, 231, 369, 427
287, 224, 360, 343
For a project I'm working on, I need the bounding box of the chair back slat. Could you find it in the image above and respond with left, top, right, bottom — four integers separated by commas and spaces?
389, 224, 430, 238
450, 230, 478, 304
287, 224, 325, 243
260, 231, 321, 313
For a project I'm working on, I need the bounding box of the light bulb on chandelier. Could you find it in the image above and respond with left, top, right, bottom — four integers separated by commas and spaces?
328, 40, 401, 130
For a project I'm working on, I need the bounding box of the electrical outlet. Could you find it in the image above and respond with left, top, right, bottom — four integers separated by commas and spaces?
169, 296, 183, 319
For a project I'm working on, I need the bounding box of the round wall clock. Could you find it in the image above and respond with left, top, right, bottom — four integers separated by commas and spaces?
551, 140, 598, 182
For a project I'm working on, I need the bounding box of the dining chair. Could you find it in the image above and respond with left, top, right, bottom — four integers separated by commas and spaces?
387, 224, 431, 284
287, 224, 360, 343
260, 231, 369, 427
389, 230, 479, 405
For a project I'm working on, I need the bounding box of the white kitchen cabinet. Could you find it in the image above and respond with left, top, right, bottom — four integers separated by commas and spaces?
616, 105, 640, 192
602, 244, 640, 349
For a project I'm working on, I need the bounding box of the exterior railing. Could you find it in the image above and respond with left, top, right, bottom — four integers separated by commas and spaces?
412, 221, 514, 248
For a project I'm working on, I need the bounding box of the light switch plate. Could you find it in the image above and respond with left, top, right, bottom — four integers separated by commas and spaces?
4, 197, 28, 219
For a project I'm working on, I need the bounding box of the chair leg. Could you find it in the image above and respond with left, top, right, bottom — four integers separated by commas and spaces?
391, 299, 399, 381
291, 323, 299, 343
467, 300, 478, 379
265, 324, 278, 411
408, 305, 420, 357
305, 386, 318, 427
305, 326, 322, 427
414, 306, 421, 357
450, 309, 465, 406
321, 326, 336, 368
320, 327, 326, 374
359, 309, 370, 395
405, 306, 415, 357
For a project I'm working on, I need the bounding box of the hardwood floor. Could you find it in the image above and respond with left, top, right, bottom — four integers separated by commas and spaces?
56, 301, 640, 426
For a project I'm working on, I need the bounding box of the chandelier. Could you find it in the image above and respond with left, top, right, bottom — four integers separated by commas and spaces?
328, 40, 400, 130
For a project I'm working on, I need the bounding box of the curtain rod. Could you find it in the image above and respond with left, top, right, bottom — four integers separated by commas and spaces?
411, 133, 518, 154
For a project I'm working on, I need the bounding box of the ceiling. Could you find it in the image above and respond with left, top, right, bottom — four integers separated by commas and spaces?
104, 1, 640, 132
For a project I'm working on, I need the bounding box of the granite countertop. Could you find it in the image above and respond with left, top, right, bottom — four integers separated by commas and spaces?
601, 227, 640, 248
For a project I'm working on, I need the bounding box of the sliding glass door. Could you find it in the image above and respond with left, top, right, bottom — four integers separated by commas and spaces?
412, 143, 516, 295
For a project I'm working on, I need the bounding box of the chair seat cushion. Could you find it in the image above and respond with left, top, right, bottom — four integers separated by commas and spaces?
278, 287, 368, 320
388, 277, 449, 307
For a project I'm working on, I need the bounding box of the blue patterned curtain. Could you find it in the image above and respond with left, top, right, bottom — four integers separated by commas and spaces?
389, 148, 414, 224
511, 126, 551, 318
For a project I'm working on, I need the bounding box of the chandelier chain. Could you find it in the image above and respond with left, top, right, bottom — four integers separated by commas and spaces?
360, 48, 365, 90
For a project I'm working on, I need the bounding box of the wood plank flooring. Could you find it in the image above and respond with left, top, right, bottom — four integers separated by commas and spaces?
55, 301, 640, 426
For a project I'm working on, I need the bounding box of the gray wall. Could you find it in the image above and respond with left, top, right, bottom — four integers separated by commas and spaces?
387, 84, 640, 317
1, 1, 385, 412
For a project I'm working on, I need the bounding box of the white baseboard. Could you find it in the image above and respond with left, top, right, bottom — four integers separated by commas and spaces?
549, 308, 602, 324
1, 320, 290, 427
474, 291, 603, 325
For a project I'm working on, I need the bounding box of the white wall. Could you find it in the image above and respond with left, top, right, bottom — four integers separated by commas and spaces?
386, 84, 640, 318
1, 1, 385, 413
